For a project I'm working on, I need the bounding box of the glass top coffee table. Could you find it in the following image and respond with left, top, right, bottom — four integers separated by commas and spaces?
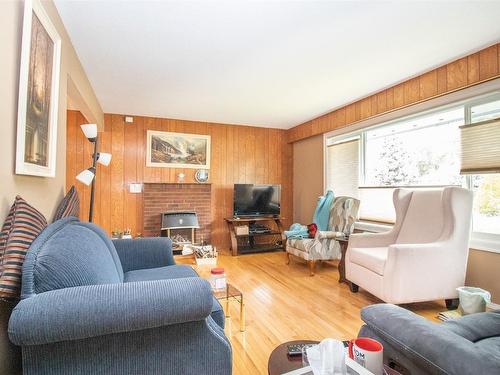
213, 283, 245, 332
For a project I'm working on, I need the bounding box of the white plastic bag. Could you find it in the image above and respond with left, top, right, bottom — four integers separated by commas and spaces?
457, 286, 491, 315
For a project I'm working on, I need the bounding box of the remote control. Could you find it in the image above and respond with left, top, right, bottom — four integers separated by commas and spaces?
287, 343, 312, 356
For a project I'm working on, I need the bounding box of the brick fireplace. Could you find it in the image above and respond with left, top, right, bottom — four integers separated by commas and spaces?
143, 183, 211, 243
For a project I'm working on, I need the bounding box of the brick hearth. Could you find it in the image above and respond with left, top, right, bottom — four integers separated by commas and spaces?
143, 183, 211, 243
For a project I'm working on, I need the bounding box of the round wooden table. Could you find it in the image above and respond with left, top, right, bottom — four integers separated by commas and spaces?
268, 340, 319, 375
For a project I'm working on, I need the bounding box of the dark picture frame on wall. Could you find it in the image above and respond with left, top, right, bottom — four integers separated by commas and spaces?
16, 0, 61, 177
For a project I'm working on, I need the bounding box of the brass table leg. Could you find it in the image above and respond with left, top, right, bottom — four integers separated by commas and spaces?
225, 285, 230, 318
239, 295, 245, 332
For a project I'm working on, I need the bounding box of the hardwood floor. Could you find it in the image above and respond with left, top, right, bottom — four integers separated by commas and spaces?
191, 251, 445, 375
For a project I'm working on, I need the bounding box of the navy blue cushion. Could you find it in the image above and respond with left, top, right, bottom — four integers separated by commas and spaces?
22, 218, 123, 298
124, 264, 225, 328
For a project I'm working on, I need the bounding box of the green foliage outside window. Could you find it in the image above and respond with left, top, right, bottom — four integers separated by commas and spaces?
478, 175, 500, 217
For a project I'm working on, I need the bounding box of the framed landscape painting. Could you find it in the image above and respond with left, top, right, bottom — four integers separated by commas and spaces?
146, 130, 211, 169
16, 0, 61, 177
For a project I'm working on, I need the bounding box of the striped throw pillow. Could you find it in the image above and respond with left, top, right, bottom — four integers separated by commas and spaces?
0, 196, 47, 299
0, 204, 16, 274
52, 185, 80, 222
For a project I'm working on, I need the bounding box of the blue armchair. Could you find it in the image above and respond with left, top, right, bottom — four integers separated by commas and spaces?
8, 217, 231, 374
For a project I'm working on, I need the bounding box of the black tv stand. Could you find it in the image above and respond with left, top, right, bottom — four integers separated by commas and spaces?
224, 216, 286, 256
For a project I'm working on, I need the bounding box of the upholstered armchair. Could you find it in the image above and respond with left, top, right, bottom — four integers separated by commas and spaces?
346, 187, 473, 306
286, 196, 360, 275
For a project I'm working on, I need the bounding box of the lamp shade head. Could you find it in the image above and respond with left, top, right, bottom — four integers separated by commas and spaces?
97, 152, 112, 166
80, 124, 98, 140
76, 168, 95, 186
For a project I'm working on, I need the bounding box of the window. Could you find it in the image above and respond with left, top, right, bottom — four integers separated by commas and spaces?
471, 174, 500, 235
325, 91, 500, 247
359, 107, 465, 222
363, 107, 464, 187
470, 99, 500, 123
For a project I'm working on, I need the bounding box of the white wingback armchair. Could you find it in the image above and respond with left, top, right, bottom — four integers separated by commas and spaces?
346, 187, 473, 306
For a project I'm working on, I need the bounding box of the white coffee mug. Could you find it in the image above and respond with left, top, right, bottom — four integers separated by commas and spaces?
349, 337, 383, 375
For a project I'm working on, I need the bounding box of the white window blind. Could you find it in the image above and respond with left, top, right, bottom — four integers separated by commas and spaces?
326, 138, 359, 198
460, 117, 500, 174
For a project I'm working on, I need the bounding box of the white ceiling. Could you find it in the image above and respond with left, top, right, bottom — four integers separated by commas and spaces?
55, 1, 500, 129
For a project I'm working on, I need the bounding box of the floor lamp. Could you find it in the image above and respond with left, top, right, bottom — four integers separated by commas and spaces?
76, 124, 112, 222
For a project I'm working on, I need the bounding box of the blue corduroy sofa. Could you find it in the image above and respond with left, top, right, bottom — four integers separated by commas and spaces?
8, 217, 232, 374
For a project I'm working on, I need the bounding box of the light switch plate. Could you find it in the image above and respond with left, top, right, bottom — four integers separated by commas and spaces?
129, 183, 142, 193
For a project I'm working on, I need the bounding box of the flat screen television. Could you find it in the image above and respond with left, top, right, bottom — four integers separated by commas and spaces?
233, 184, 281, 217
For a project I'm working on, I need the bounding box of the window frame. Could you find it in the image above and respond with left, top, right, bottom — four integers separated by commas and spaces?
359, 103, 465, 188
324, 89, 500, 253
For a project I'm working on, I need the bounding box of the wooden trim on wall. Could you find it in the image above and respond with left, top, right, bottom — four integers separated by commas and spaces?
287, 43, 500, 143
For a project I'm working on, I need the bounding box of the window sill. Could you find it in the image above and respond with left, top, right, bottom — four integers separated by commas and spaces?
469, 233, 500, 254
354, 221, 392, 233
358, 184, 460, 189
353, 221, 500, 255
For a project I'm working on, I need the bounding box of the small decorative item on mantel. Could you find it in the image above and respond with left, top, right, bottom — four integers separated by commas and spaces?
195, 169, 209, 183
135, 232, 143, 239
122, 228, 132, 239
111, 229, 122, 239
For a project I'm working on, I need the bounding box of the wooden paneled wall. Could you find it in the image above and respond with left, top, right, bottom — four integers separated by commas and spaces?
287, 43, 500, 142
66, 111, 293, 249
